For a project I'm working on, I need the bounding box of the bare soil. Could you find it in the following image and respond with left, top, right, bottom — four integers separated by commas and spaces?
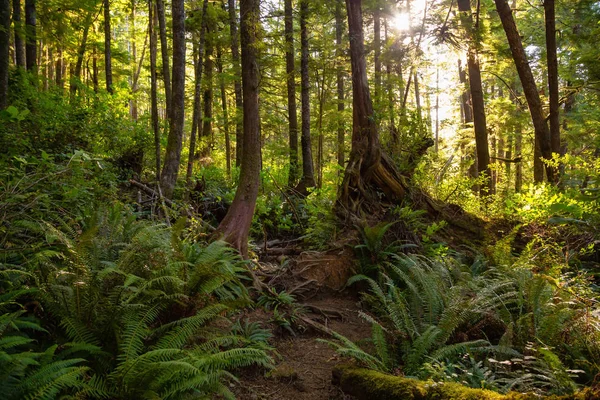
232, 251, 371, 400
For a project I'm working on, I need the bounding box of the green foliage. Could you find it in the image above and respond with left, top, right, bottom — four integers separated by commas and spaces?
257, 288, 306, 336
1, 204, 272, 399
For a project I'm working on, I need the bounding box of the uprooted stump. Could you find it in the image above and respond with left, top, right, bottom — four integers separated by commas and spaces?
332, 365, 599, 400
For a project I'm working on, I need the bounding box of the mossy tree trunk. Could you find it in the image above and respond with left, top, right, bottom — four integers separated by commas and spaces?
336, 0, 406, 217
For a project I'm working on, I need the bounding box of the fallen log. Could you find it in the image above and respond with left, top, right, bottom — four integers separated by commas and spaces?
331, 365, 598, 400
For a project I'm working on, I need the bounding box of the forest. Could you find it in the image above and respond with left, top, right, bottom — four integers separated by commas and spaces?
1, 0, 600, 398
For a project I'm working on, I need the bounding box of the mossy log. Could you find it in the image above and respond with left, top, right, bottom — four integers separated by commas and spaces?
332, 366, 598, 400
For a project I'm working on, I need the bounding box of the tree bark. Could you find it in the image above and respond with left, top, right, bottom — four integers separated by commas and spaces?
284, 0, 299, 187
214, 0, 261, 258
186, 0, 208, 187
227, 0, 243, 167
217, 44, 232, 178
103, 0, 113, 93
0, 0, 8, 109
336, 0, 345, 169
12, 0, 25, 68
149, 0, 160, 180
494, 0, 554, 183
337, 0, 406, 215
156, 0, 171, 119
545, 0, 560, 184
458, 0, 491, 196
160, 0, 185, 198
24, 0, 35, 72
70, 11, 93, 95
297, 0, 316, 193
201, 22, 214, 155
373, 5, 381, 109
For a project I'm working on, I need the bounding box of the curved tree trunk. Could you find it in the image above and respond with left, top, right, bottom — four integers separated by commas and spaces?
494, 0, 554, 183
284, 0, 299, 187
337, 0, 406, 216
214, 0, 261, 258
160, 0, 185, 199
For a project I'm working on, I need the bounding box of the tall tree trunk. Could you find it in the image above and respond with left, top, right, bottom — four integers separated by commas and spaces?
103, 0, 113, 93
0, 0, 8, 109
92, 44, 98, 92
284, 0, 299, 187
545, 0, 560, 183
316, 68, 326, 188
149, 0, 160, 180
297, 0, 315, 192
24, 0, 35, 72
434, 67, 439, 153
385, 19, 398, 146
13, 0, 25, 68
337, 0, 406, 215
129, 1, 138, 120
156, 0, 171, 119
373, 6, 381, 109
201, 24, 214, 155
186, 0, 208, 187
494, 0, 554, 183
160, 0, 185, 198
56, 46, 63, 89
458, 0, 491, 196
227, 0, 243, 167
70, 11, 93, 95
336, 0, 345, 169
217, 44, 232, 177
215, 0, 261, 258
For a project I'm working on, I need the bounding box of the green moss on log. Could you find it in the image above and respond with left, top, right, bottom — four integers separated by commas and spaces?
332, 366, 598, 400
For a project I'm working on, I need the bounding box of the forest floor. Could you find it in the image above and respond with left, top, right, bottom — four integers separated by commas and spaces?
232, 249, 370, 400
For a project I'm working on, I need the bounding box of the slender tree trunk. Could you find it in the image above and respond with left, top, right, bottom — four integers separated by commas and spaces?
25, 0, 35, 72
336, 0, 345, 169
156, 0, 171, 119
160, 0, 185, 198
214, 0, 261, 258
385, 19, 397, 146
458, 0, 491, 196
186, 0, 208, 187
434, 67, 439, 153
0, 0, 8, 109
337, 0, 406, 215
494, 0, 554, 183
13, 0, 25, 68
70, 11, 93, 95
149, 0, 160, 180
316, 68, 326, 188
297, 0, 315, 192
217, 45, 232, 178
103, 0, 113, 93
545, 0, 560, 183
373, 6, 381, 109
130, 2, 138, 120
92, 44, 98, 92
414, 70, 422, 122
227, 0, 243, 167
56, 46, 63, 89
201, 24, 214, 155
284, 0, 299, 187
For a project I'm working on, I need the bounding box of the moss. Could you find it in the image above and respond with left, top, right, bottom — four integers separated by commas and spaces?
332, 366, 598, 400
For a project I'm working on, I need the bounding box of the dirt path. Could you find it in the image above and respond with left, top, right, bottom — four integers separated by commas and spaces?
233, 292, 370, 400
